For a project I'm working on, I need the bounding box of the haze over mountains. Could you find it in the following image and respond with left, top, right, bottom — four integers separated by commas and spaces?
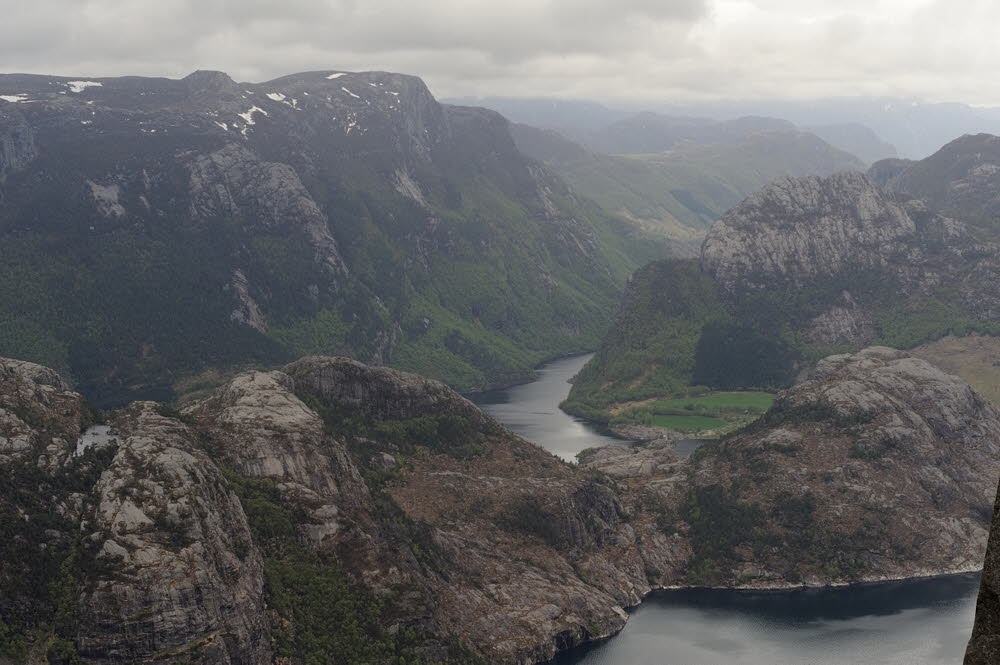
10, 0, 1000, 663
511, 121, 865, 254
453, 95, 1000, 160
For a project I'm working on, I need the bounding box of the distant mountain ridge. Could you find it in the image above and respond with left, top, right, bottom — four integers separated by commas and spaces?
873, 133, 1000, 234
0, 68, 669, 405
561, 112, 797, 155
511, 122, 866, 255
453, 96, 899, 163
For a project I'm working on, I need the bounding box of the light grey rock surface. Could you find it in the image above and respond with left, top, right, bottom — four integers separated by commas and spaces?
77, 402, 270, 665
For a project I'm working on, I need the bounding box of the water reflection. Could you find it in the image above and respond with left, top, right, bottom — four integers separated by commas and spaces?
468, 353, 630, 461
552, 574, 979, 664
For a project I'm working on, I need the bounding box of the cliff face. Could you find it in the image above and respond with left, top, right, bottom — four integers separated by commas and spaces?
567, 168, 1000, 415
0, 69, 666, 405
702, 172, 940, 295
77, 403, 270, 665
967, 481, 1000, 664
0, 354, 686, 664
1, 350, 997, 663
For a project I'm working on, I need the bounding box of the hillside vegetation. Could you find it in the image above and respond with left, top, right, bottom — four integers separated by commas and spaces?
565, 169, 1000, 420
512, 124, 865, 254
0, 70, 669, 406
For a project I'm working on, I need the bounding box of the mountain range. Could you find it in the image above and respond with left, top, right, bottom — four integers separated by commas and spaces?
0, 67, 889, 408
458, 95, 1000, 159
512, 122, 865, 254
0, 69, 672, 406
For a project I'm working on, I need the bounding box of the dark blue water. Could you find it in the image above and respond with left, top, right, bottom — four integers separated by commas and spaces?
472, 354, 981, 665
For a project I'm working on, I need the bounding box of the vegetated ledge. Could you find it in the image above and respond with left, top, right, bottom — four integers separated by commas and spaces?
0, 346, 997, 665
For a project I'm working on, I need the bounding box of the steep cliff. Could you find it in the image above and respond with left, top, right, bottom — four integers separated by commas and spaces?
0, 69, 668, 405
0, 354, 682, 664
567, 170, 1000, 416
967, 476, 1000, 664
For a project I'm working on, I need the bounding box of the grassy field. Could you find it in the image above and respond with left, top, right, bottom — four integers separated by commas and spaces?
650, 414, 729, 431
613, 390, 775, 435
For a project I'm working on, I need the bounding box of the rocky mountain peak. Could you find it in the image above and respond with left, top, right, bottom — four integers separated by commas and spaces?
182, 69, 238, 95
2, 346, 1000, 662
701, 171, 917, 293
283, 355, 492, 425
0, 65, 646, 405
877, 132, 1000, 230
699, 169, 980, 304
587, 345, 1000, 586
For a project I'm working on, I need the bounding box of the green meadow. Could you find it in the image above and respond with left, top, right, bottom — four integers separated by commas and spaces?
615, 391, 775, 434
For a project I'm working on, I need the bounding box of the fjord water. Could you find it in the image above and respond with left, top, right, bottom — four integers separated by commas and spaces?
473, 354, 980, 665
552, 575, 979, 665
469, 353, 629, 462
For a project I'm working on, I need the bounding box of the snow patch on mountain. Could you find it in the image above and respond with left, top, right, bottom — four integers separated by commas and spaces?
66, 81, 102, 93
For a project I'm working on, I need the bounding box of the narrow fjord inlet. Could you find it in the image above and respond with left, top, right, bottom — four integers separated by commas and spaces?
479, 355, 982, 665
469, 354, 629, 462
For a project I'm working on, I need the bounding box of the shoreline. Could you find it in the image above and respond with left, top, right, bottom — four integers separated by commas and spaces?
543, 566, 983, 663
461, 350, 598, 398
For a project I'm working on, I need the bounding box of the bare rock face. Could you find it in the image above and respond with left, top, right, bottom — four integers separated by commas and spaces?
186, 368, 377, 569
77, 402, 270, 665
0, 357, 81, 464
660, 347, 1000, 586
268, 356, 660, 662
570, 167, 1000, 414
187, 369, 362, 497
188, 143, 348, 279
804, 291, 877, 347
701, 171, 967, 296
0, 68, 642, 405
283, 355, 493, 426
4, 350, 997, 664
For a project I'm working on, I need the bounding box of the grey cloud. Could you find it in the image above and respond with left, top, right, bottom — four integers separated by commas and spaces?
1, 0, 1000, 105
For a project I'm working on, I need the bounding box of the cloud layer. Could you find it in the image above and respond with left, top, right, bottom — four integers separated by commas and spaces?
2, 0, 998, 105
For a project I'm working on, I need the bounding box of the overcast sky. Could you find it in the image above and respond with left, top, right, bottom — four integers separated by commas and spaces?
2, 0, 999, 105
